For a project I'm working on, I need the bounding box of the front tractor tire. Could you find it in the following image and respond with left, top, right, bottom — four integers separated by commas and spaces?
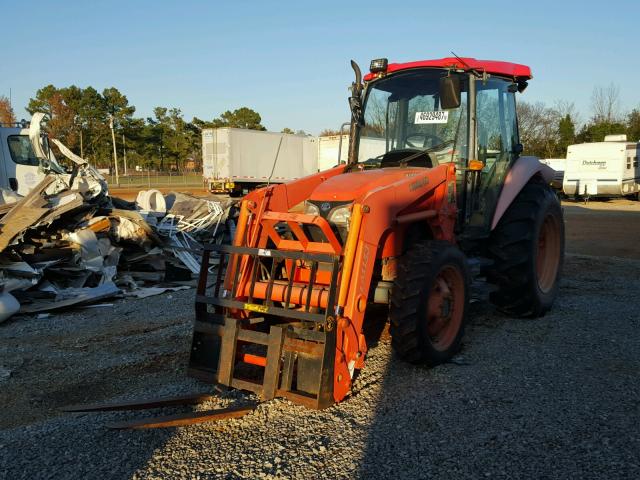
390, 241, 470, 366
486, 180, 564, 317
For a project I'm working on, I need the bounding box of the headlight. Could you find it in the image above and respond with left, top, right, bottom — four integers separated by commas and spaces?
327, 205, 351, 227
304, 201, 320, 216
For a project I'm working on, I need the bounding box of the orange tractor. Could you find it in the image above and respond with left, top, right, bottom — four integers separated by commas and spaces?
189, 57, 564, 409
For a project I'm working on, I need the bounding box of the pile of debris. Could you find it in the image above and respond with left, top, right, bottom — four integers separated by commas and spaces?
0, 114, 235, 322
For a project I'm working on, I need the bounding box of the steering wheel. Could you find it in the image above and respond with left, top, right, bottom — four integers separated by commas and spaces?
405, 132, 444, 149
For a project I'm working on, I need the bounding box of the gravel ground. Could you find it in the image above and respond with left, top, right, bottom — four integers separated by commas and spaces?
1, 205, 639, 479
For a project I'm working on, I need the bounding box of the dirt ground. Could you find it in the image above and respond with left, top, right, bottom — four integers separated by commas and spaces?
1, 198, 639, 479
562, 198, 640, 259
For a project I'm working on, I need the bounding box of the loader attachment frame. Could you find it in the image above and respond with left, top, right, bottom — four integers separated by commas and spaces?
189, 211, 344, 409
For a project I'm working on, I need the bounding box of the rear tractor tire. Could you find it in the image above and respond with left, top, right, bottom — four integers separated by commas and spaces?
389, 241, 470, 365
486, 180, 564, 317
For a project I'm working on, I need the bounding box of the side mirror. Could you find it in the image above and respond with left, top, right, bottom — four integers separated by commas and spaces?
439, 76, 461, 110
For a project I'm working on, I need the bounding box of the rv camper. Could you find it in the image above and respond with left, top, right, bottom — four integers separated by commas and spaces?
562, 135, 640, 199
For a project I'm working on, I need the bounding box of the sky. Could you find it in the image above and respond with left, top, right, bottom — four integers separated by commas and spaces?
3, 0, 640, 135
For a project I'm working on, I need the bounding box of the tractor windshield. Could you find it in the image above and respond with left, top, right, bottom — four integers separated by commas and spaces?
359, 70, 468, 169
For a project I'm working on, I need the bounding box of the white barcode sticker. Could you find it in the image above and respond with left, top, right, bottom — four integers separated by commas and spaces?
415, 111, 449, 124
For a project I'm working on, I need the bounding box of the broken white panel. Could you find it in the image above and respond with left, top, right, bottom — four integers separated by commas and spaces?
0, 260, 40, 278
50, 137, 87, 165
0, 260, 41, 292
0, 291, 20, 323
29, 113, 65, 173
0, 188, 22, 205
68, 228, 104, 273
154, 200, 225, 273
50, 137, 108, 198
166, 233, 201, 274
49, 191, 84, 209
112, 217, 149, 245
29, 113, 49, 162
19, 282, 121, 314
123, 285, 191, 299
0, 276, 36, 292
136, 189, 167, 217
99, 237, 121, 284
156, 215, 201, 274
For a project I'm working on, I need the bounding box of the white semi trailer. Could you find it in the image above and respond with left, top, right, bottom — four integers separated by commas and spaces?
317, 134, 387, 171
202, 128, 403, 194
562, 135, 640, 198
202, 128, 318, 195
317, 134, 349, 171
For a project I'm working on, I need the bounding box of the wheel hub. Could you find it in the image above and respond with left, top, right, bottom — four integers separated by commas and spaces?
536, 213, 562, 293
426, 266, 464, 351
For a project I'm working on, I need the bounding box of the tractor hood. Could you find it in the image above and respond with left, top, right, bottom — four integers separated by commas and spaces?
309, 167, 427, 203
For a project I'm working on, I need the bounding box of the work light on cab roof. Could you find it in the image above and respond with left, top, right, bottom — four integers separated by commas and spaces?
369, 58, 388, 74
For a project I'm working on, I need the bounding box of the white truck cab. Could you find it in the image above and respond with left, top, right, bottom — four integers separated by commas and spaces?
0, 125, 46, 196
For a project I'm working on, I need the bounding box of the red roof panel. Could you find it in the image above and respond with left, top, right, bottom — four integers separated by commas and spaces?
363, 57, 532, 81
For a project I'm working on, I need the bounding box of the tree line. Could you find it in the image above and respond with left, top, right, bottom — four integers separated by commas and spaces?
1, 83, 639, 170
517, 84, 640, 158
0, 86, 267, 172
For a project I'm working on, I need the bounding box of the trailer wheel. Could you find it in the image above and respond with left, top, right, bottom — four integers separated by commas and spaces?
486, 180, 564, 317
389, 241, 469, 365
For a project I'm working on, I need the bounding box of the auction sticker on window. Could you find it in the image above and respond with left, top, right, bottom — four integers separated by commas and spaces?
415, 111, 449, 124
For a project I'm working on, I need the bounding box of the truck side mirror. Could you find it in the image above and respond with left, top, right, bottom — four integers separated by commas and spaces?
440, 76, 461, 110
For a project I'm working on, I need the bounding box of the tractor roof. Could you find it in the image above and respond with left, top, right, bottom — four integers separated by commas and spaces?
364, 57, 532, 81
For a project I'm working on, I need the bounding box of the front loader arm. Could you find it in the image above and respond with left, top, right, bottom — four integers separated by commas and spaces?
332, 162, 457, 400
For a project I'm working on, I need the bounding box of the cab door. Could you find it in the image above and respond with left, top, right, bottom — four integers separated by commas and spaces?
0, 130, 9, 190
5, 132, 45, 195
465, 78, 520, 231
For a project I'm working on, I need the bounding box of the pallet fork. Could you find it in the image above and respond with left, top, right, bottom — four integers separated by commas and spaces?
63, 393, 255, 429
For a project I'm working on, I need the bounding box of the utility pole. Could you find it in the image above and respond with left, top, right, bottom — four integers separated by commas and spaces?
109, 115, 119, 185
122, 132, 127, 176
159, 131, 164, 171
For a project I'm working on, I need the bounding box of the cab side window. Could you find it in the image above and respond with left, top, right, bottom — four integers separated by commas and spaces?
470, 79, 519, 229
7, 136, 40, 166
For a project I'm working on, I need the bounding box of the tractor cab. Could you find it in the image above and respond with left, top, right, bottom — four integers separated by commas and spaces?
350, 57, 529, 234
